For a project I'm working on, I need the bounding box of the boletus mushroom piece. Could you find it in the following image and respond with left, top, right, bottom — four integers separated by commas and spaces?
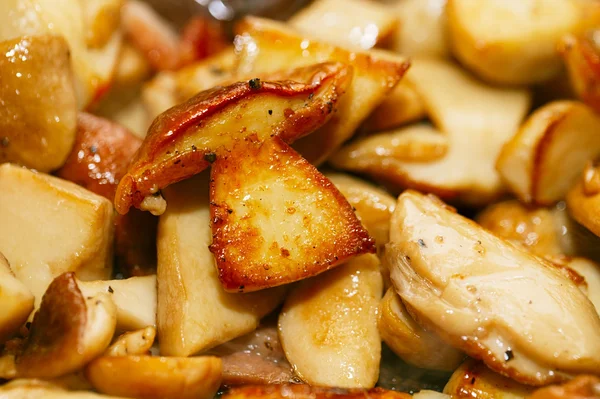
15, 272, 117, 379
385, 191, 600, 386
117, 62, 377, 292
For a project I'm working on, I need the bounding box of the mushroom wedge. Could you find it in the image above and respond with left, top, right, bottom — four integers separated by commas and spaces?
16, 272, 117, 379
496, 100, 600, 205
114, 62, 351, 215
210, 137, 374, 292
385, 191, 600, 386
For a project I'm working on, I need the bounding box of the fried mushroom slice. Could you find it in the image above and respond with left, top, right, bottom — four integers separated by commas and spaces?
477, 200, 564, 256
289, 0, 398, 50
15, 272, 117, 378
497, 101, 600, 205
210, 138, 374, 292
326, 173, 396, 251
77, 275, 157, 331
0, 164, 114, 308
378, 288, 464, 372
447, 0, 582, 85
529, 375, 600, 399
234, 16, 409, 165
222, 385, 411, 399
278, 254, 383, 388
386, 190, 600, 385
0, 253, 34, 344
567, 257, 600, 314
105, 326, 156, 356
0, 378, 126, 399
560, 31, 600, 113
0, 35, 77, 172
332, 59, 530, 205
443, 358, 535, 399
115, 62, 351, 214
85, 355, 222, 399
158, 175, 286, 356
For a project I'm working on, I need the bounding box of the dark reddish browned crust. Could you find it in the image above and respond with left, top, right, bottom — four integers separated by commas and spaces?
115, 62, 351, 214
56, 113, 157, 276
529, 375, 600, 399
209, 137, 375, 292
178, 16, 228, 67
223, 385, 412, 399
16, 273, 87, 378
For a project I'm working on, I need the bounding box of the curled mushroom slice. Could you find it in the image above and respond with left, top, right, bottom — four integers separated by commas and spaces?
332, 59, 530, 205
0, 253, 34, 345
278, 254, 383, 388
444, 358, 535, 399
85, 355, 222, 399
210, 138, 374, 292
386, 190, 600, 385
378, 288, 464, 372
234, 16, 409, 165
326, 173, 396, 252
529, 375, 600, 399
497, 100, 600, 205
115, 61, 351, 214
223, 385, 411, 399
77, 275, 157, 331
560, 31, 600, 113
105, 327, 156, 356
15, 272, 117, 379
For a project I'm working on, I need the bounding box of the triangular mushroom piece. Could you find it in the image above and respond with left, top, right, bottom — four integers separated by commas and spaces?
210, 137, 375, 292
115, 62, 351, 214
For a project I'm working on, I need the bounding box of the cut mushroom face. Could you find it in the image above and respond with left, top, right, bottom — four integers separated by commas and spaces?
447, 0, 582, 85
16, 272, 117, 379
77, 275, 157, 332
278, 254, 383, 388
332, 58, 530, 205
443, 358, 535, 399
0, 253, 34, 345
210, 137, 374, 292
115, 61, 351, 214
497, 100, 600, 205
105, 327, 156, 357
0, 164, 114, 308
288, 0, 398, 50
385, 190, 600, 385
222, 385, 412, 399
158, 175, 287, 356
234, 16, 409, 165
378, 288, 464, 372
0, 35, 77, 172
326, 173, 396, 252
85, 355, 222, 399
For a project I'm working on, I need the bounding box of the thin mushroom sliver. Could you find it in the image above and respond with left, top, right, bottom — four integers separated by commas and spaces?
385, 191, 600, 386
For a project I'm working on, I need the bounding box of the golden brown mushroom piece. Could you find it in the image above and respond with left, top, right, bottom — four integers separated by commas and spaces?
115, 61, 351, 215
85, 355, 222, 399
223, 385, 412, 399
560, 31, 600, 113
386, 191, 600, 386
105, 327, 156, 356
209, 137, 374, 292
529, 375, 600, 399
15, 272, 117, 379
